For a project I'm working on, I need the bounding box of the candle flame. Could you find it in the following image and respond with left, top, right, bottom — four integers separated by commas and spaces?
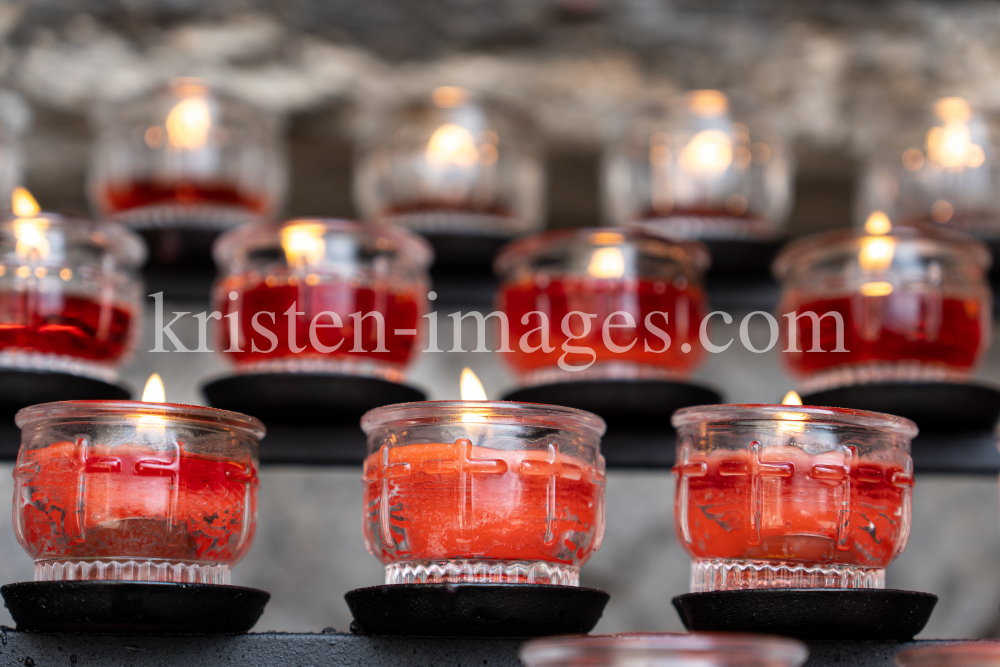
12, 187, 40, 217
859, 235, 895, 273
926, 99, 983, 171
432, 86, 468, 108
460, 367, 487, 401
860, 280, 894, 297
864, 210, 892, 236
426, 124, 480, 167
281, 222, 326, 268
679, 129, 733, 175
782, 391, 802, 406
142, 373, 166, 403
587, 246, 626, 279
12, 188, 49, 261
166, 96, 212, 150
686, 90, 729, 118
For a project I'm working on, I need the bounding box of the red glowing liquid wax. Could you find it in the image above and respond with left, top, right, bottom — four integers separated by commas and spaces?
217, 275, 422, 367
14, 441, 258, 565
499, 277, 707, 375
384, 201, 511, 217
0, 292, 132, 362
104, 181, 267, 214
781, 291, 985, 376
674, 447, 911, 568
363, 440, 604, 567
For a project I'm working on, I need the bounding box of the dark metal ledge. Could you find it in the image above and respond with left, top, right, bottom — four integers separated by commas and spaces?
0, 631, 968, 667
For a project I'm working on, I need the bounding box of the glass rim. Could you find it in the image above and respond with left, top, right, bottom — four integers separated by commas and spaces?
16, 400, 266, 439
494, 225, 711, 276
213, 217, 434, 269
773, 223, 992, 279
672, 403, 918, 437
361, 400, 607, 439
0, 212, 147, 266
896, 641, 1000, 667
520, 632, 809, 665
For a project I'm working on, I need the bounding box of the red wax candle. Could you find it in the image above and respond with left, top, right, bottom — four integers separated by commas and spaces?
216, 276, 422, 367
15, 441, 257, 567
781, 292, 985, 376
499, 276, 707, 376
103, 181, 268, 214
362, 440, 604, 576
0, 292, 133, 362
676, 446, 910, 569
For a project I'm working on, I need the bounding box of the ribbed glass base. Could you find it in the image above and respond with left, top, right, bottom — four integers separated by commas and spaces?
692, 558, 884, 592
0, 350, 119, 384
518, 361, 686, 389
35, 559, 231, 584
231, 356, 407, 384
385, 560, 579, 586
112, 203, 262, 232
798, 362, 971, 394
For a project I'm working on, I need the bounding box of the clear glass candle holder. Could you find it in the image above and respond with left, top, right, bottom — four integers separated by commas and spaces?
89, 78, 287, 232
897, 642, 1000, 667
0, 89, 28, 204
361, 401, 606, 586
672, 404, 917, 592
13, 400, 263, 584
495, 226, 710, 387
0, 211, 145, 383
353, 86, 545, 238
858, 97, 1000, 239
774, 220, 992, 393
603, 90, 793, 241
213, 218, 432, 383
521, 632, 809, 667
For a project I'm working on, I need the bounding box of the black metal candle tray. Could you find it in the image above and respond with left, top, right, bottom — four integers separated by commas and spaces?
140, 228, 219, 303
673, 588, 938, 640
345, 583, 609, 637
202, 373, 425, 465
502, 379, 722, 467
803, 381, 1000, 473
703, 239, 783, 311
1, 581, 270, 634
0, 369, 131, 460
424, 232, 508, 307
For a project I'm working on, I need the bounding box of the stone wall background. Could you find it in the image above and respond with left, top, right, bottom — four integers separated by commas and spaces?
0, 0, 995, 639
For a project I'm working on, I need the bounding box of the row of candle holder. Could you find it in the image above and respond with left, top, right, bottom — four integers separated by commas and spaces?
2, 82, 1000, 254
1, 383, 944, 638
0, 197, 989, 400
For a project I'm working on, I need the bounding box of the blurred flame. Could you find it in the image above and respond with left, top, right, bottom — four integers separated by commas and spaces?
460, 367, 487, 401
687, 90, 729, 118
782, 391, 802, 406
679, 129, 733, 175
925, 98, 983, 171
166, 96, 212, 150
860, 281, 894, 297
587, 246, 626, 279
426, 124, 479, 167
859, 236, 895, 273
432, 86, 468, 108
12, 187, 39, 217
281, 223, 326, 268
864, 210, 892, 235
142, 373, 166, 403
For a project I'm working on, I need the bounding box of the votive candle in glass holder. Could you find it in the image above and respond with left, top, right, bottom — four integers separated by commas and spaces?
774, 218, 992, 393
13, 399, 263, 584
0, 192, 145, 382
672, 404, 917, 592
521, 632, 809, 667
361, 401, 606, 586
858, 97, 1000, 238
603, 90, 793, 241
495, 226, 709, 387
89, 78, 287, 232
213, 218, 432, 383
353, 86, 544, 238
